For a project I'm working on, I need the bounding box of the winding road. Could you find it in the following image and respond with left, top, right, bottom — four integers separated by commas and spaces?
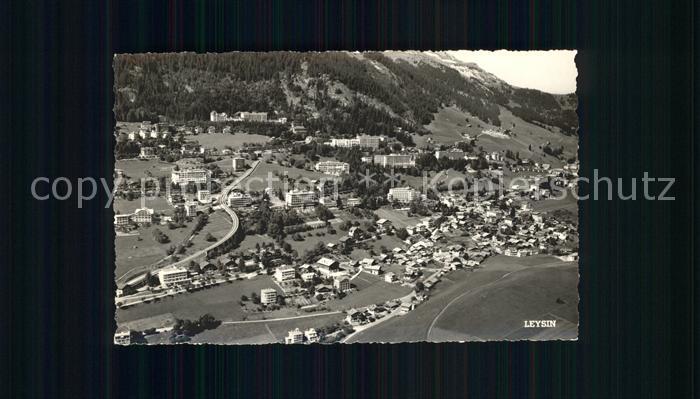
116, 160, 260, 285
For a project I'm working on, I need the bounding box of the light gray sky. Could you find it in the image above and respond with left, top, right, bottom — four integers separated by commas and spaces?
450, 50, 577, 94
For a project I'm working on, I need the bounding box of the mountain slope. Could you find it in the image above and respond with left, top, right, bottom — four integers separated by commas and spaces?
114, 51, 578, 138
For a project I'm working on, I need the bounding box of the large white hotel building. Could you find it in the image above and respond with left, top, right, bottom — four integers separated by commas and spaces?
314, 161, 350, 176
285, 189, 318, 208
171, 168, 211, 185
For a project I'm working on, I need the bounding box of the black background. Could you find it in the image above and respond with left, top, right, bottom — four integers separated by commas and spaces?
0, 0, 696, 397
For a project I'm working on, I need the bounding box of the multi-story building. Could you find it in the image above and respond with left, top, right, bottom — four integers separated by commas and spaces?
314, 161, 350, 176
114, 213, 132, 226
197, 189, 211, 204
227, 192, 252, 208
274, 266, 296, 283
240, 112, 268, 122
357, 135, 383, 149
260, 288, 278, 305
158, 267, 190, 287
328, 135, 383, 149
285, 189, 317, 208
284, 328, 304, 344
290, 124, 307, 135
434, 150, 466, 160
114, 326, 131, 345
304, 328, 319, 343
333, 277, 351, 292
232, 157, 246, 172
387, 187, 420, 203
346, 197, 362, 207
132, 208, 154, 224
171, 168, 211, 185
373, 154, 416, 168
210, 111, 230, 122
184, 201, 198, 217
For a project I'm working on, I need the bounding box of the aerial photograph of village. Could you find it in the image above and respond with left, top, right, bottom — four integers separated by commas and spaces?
113, 51, 579, 345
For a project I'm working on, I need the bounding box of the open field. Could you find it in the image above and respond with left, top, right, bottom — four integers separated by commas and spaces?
345, 255, 578, 343
191, 312, 346, 344
115, 159, 174, 178
113, 196, 172, 214
116, 276, 282, 323
115, 223, 197, 278
189, 210, 234, 248
288, 230, 346, 254
373, 208, 424, 229
324, 273, 412, 311
413, 106, 577, 168
529, 193, 578, 214
415, 106, 470, 146
194, 133, 271, 149
114, 210, 233, 278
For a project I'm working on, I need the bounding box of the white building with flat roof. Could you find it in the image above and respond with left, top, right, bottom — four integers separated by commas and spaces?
387, 187, 420, 203
114, 213, 132, 226
240, 112, 268, 122
373, 154, 416, 168
114, 326, 131, 345
158, 267, 190, 287
171, 168, 211, 185
284, 328, 304, 344
227, 192, 252, 208
232, 157, 246, 171
197, 189, 211, 204
260, 288, 278, 305
184, 201, 198, 217
285, 190, 317, 208
435, 150, 466, 160
315, 161, 350, 176
274, 266, 296, 283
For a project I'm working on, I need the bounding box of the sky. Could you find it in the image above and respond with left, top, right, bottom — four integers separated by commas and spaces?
449, 50, 577, 94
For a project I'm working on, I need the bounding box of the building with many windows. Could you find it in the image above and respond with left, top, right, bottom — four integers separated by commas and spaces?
158, 267, 190, 287
304, 328, 319, 343
260, 288, 278, 305
333, 277, 351, 292
114, 213, 132, 226
184, 201, 198, 217
284, 328, 304, 344
387, 187, 420, 203
232, 157, 246, 172
285, 189, 317, 208
240, 112, 268, 122
373, 154, 416, 168
274, 266, 296, 283
171, 168, 211, 185
227, 192, 252, 208
210, 110, 231, 122
114, 326, 131, 345
197, 189, 211, 204
328, 135, 384, 149
132, 208, 154, 224
434, 150, 466, 160
314, 161, 350, 176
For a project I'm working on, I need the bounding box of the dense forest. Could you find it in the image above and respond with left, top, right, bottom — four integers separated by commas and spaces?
114, 52, 577, 136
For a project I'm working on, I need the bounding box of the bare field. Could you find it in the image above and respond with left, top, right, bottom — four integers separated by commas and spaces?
191, 312, 345, 344
345, 255, 578, 343
373, 208, 424, 229
115, 159, 174, 178
116, 276, 282, 324
413, 106, 577, 168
